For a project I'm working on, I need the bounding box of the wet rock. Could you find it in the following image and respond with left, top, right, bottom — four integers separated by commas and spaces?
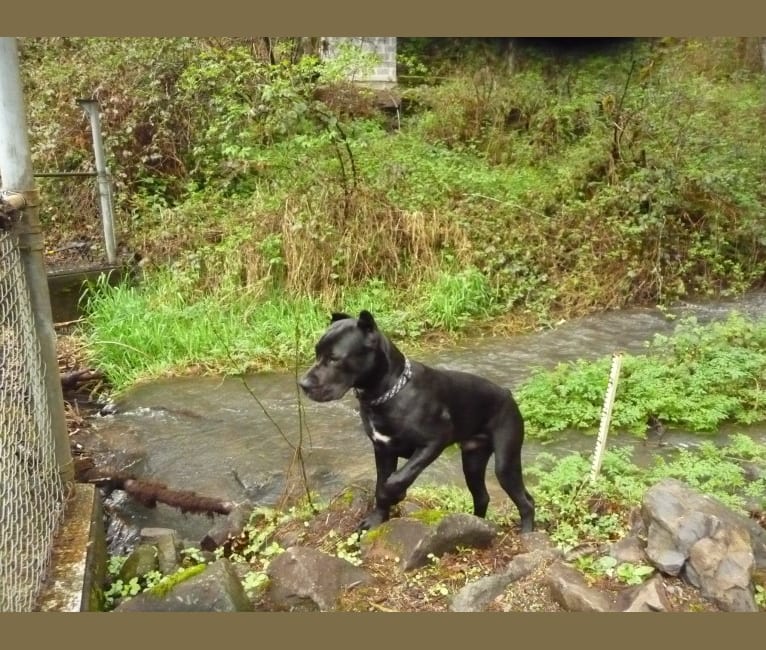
104, 504, 141, 556
361, 513, 497, 571
140, 528, 182, 575
642, 478, 766, 569
200, 501, 256, 551
265, 547, 372, 611
360, 518, 431, 569
519, 530, 560, 555
608, 536, 648, 565
75, 422, 147, 475
685, 524, 757, 612
118, 544, 159, 582
546, 561, 614, 612
450, 547, 559, 612
616, 575, 672, 612
642, 479, 763, 612
114, 559, 252, 612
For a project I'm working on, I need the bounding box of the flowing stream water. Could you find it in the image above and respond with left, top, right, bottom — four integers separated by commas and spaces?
91, 291, 766, 542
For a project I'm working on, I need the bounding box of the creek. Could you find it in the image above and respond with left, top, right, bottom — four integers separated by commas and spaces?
90, 291, 766, 542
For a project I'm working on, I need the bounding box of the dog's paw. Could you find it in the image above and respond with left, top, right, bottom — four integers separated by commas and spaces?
357, 510, 389, 532
382, 479, 408, 504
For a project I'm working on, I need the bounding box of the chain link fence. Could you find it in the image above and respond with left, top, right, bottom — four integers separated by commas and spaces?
0, 223, 67, 611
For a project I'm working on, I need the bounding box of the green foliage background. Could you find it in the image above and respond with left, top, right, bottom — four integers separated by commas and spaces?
18, 37, 766, 389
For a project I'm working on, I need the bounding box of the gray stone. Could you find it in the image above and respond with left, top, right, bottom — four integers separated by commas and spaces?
450, 548, 557, 612
546, 561, 614, 612
140, 527, 182, 575
685, 523, 757, 612
519, 530, 560, 555
450, 573, 516, 612
642, 479, 766, 569
114, 559, 252, 612
360, 518, 431, 569
339, 479, 376, 515
642, 479, 762, 612
609, 536, 648, 565
616, 575, 671, 612
407, 514, 497, 571
118, 544, 159, 582
361, 514, 497, 572
265, 546, 372, 611
200, 502, 256, 551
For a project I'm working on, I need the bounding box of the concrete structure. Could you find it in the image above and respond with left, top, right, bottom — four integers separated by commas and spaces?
322, 37, 397, 88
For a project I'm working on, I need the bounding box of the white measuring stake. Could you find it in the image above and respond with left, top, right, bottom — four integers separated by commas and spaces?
589, 352, 624, 484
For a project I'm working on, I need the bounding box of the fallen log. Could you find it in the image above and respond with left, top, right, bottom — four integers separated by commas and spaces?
61, 368, 104, 390
74, 457, 234, 516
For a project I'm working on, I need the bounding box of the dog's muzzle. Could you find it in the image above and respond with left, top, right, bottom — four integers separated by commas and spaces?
298, 373, 349, 402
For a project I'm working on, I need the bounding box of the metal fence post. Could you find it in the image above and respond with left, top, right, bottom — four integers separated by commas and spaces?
77, 98, 117, 265
0, 36, 74, 486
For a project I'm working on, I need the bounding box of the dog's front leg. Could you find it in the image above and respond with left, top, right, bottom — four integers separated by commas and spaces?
382, 441, 444, 504
358, 445, 399, 532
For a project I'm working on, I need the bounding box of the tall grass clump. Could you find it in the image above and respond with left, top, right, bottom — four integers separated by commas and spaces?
82, 272, 328, 391
83, 263, 508, 392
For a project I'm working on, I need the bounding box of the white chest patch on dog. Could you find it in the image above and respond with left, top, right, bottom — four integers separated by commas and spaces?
371, 429, 392, 444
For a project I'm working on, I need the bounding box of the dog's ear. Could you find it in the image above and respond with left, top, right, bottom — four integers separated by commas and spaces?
357, 310, 377, 333
330, 312, 352, 323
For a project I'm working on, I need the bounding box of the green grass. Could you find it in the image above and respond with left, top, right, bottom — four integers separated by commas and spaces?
82, 264, 501, 392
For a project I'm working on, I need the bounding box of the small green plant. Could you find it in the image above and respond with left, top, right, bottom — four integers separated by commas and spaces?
408, 483, 474, 516
327, 530, 364, 566
755, 584, 766, 609
575, 555, 654, 585
103, 576, 142, 609
180, 547, 208, 566
241, 570, 270, 599
615, 562, 655, 586
107, 555, 127, 577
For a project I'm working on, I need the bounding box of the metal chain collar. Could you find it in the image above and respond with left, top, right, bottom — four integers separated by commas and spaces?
355, 357, 413, 406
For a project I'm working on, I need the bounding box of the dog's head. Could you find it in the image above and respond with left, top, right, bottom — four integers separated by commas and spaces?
298, 310, 382, 402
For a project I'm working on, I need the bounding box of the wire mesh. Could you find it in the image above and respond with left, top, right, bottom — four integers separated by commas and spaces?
0, 227, 66, 611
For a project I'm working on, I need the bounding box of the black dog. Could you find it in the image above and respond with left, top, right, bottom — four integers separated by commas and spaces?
298, 310, 535, 533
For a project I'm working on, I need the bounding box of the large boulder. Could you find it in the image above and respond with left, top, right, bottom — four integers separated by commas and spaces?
114, 559, 252, 612
265, 547, 372, 611
642, 479, 763, 612
450, 540, 561, 612
361, 513, 497, 571
546, 561, 614, 612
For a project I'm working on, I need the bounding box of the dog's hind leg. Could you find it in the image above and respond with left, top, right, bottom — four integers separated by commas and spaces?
461, 444, 493, 518
492, 431, 535, 533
